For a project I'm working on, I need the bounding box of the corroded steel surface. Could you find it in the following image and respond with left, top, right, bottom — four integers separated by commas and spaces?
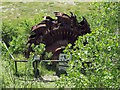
25, 12, 91, 59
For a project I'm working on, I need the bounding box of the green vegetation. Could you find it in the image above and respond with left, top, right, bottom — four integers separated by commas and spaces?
1, 2, 119, 88
56, 2, 120, 88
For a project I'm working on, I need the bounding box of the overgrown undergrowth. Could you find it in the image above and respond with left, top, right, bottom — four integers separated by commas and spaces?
1, 2, 120, 88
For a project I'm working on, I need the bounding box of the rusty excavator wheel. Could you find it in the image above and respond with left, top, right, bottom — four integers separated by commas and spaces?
25, 12, 91, 61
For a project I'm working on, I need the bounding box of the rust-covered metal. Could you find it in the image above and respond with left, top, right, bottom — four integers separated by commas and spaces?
25, 12, 91, 59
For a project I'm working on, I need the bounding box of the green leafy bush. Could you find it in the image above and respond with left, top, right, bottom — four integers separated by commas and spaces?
56, 2, 120, 88
1, 2, 119, 88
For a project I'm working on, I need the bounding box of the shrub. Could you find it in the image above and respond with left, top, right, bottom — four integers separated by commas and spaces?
56, 2, 120, 88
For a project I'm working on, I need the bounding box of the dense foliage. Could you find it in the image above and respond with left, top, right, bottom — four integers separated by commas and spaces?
0, 2, 119, 88
56, 2, 120, 88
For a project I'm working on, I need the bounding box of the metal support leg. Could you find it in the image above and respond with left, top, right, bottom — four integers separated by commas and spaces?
15, 61, 17, 74
33, 60, 40, 78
